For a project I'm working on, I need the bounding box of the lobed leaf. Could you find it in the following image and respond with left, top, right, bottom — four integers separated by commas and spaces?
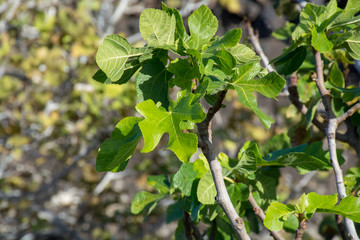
135, 93, 206, 162
185, 5, 218, 50
264, 202, 296, 231
231, 66, 286, 129
319, 195, 360, 222
346, 31, 360, 60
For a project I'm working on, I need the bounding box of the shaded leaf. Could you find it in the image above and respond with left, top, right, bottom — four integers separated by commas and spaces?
147, 175, 170, 194
273, 46, 307, 76
136, 58, 172, 109
305, 98, 321, 130
96, 117, 142, 172
173, 163, 200, 196
168, 58, 198, 90
166, 203, 184, 223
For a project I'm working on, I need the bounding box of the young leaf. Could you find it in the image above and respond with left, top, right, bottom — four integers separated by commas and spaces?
227, 182, 249, 207
231, 66, 286, 129
131, 191, 166, 214
147, 175, 171, 194
96, 35, 145, 81
136, 58, 172, 110
264, 202, 296, 231
207, 28, 242, 51
303, 3, 326, 25
186, 5, 218, 50
311, 27, 333, 53
325, 82, 360, 102
139, 8, 176, 47
135, 93, 206, 162
319, 195, 360, 222
304, 192, 338, 218
197, 171, 216, 205
236, 141, 262, 175
161, 3, 188, 40
96, 117, 142, 172
228, 44, 256, 63
215, 48, 236, 75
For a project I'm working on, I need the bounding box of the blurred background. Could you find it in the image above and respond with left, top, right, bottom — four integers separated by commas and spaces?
0, 0, 358, 239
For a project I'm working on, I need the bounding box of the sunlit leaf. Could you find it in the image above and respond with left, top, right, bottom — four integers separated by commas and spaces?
135, 93, 206, 162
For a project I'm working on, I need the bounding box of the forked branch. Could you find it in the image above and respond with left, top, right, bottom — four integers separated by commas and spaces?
197, 90, 251, 240
313, 49, 359, 240
248, 193, 285, 240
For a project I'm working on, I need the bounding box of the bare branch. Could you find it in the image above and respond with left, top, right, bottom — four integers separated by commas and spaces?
335, 103, 360, 125
287, 72, 354, 148
246, 20, 275, 73
183, 211, 202, 240
313, 49, 359, 240
248, 193, 285, 240
197, 90, 250, 240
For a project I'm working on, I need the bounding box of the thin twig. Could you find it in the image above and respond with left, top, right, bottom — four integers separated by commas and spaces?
335, 103, 360, 125
248, 193, 285, 240
295, 215, 306, 240
197, 90, 251, 240
209, 219, 217, 240
313, 49, 359, 240
287, 73, 355, 148
336, 215, 347, 240
183, 211, 203, 240
246, 20, 275, 73
245, 24, 358, 150
184, 211, 193, 240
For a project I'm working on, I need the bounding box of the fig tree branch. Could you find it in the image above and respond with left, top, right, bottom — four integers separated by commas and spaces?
313, 49, 359, 240
246, 20, 275, 73
197, 90, 251, 240
248, 193, 285, 240
245, 21, 360, 157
